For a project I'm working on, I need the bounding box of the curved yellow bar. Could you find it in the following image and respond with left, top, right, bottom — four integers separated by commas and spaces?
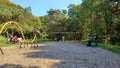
0, 21, 36, 43
32, 34, 36, 42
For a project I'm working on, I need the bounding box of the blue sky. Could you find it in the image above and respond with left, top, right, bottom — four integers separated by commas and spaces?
10, 0, 82, 16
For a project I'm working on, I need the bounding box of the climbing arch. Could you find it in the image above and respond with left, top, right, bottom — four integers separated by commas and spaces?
0, 21, 26, 41
0, 21, 39, 55
0, 21, 36, 42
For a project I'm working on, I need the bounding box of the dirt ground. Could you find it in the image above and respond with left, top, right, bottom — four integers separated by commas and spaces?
0, 42, 120, 68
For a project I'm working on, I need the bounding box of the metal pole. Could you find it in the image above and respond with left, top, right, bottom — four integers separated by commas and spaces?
0, 48, 4, 55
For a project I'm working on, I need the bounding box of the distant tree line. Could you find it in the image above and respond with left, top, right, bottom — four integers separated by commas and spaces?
41, 0, 120, 44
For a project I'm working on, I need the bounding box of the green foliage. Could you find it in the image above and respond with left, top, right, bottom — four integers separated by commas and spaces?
66, 0, 120, 43
0, 1, 42, 39
39, 0, 120, 44
44, 9, 68, 32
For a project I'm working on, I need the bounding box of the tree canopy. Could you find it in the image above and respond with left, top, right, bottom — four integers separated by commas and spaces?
0, 0, 41, 38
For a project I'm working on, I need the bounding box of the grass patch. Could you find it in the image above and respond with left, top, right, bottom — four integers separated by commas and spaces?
0, 39, 53, 47
65, 40, 81, 42
0, 35, 18, 47
0, 42, 18, 47
99, 43, 120, 54
81, 41, 120, 54
36, 39, 53, 43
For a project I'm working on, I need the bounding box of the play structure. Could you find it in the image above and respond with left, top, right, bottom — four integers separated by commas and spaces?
0, 21, 40, 55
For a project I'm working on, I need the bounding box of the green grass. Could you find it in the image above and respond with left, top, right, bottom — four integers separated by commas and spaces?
0, 38, 22, 48
36, 39, 53, 43
65, 40, 81, 42
81, 41, 120, 54
0, 39, 53, 48
99, 43, 120, 54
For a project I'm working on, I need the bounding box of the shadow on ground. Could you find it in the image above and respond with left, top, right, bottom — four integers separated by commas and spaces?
22, 42, 89, 68
21, 42, 120, 68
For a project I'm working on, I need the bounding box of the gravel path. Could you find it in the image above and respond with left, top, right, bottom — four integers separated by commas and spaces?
0, 42, 120, 68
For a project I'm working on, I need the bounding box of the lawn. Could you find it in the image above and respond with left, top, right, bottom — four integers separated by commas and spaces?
81, 41, 120, 54
0, 35, 52, 48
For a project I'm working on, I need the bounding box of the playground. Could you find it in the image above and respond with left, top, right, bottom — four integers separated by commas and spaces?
0, 0, 120, 68
0, 21, 120, 68
0, 42, 120, 68
0, 21, 40, 54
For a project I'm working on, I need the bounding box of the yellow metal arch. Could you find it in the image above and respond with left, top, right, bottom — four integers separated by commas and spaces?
0, 21, 36, 43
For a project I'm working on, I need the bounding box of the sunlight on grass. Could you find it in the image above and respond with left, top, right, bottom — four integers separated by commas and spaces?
0, 38, 53, 48
81, 41, 120, 54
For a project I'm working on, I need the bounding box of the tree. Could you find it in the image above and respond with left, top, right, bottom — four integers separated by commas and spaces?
0, 1, 42, 39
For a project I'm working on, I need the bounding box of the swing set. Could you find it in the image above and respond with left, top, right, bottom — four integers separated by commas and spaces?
0, 21, 40, 55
